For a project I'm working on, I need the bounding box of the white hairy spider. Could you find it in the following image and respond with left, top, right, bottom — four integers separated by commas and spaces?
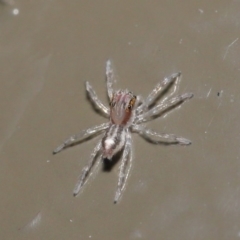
53, 60, 193, 203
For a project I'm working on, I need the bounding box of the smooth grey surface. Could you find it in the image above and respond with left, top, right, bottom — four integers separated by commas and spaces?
0, 0, 240, 239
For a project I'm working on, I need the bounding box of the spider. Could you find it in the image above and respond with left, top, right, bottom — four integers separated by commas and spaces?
53, 60, 193, 203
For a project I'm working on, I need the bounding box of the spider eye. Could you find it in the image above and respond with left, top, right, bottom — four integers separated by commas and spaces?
110, 101, 115, 107
127, 96, 136, 110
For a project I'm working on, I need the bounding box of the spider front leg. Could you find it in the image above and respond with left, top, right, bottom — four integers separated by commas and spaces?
135, 92, 193, 124
53, 123, 109, 154
106, 59, 116, 100
132, 125, 191, 145
114, 132, 132, 203
136, 72, 181, 114
73, 140, 102, 196
86, 81, 110, 117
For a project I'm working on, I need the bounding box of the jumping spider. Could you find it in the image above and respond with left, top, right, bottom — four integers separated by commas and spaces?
53, 60, 193, 203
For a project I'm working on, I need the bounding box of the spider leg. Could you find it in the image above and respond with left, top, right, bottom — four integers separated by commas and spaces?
135, 95, 146, 115
135, 92, 193, 124
114, 132, 132, 203
106, 59, 116, 100
86, 81, 110, 117
137, 72, 181, 112
132, 125, 191, 145
53, 123, 109, 154
73, 140, 102, 196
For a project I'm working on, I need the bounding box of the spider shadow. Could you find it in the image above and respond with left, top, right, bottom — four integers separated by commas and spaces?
102, 149, 124, 172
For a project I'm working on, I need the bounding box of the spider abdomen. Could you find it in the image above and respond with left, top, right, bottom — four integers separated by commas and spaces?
102, 124, 126, 160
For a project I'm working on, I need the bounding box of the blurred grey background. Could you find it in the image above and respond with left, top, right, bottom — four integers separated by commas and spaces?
0, 0, 240, 239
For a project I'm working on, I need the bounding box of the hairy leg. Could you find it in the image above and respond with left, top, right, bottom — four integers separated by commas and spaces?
135, 95, 145, 115
73, 140, 102, 196
135, 92, 193, 124
53, 123, 109, 154
86, 81, 110, 117
132, 125, 191, 145
146, 72, 181, 106
114, 132, 132, 203
106, 59, 116, 100
136, 72, 181, 115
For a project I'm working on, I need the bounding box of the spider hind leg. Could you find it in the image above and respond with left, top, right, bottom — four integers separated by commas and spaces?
53, 123, 109, 154
73, 140, 102, 196
114, 133, 132, 203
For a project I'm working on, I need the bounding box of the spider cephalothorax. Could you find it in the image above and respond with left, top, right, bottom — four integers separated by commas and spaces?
53, 60, 193, 203
110, 90, 136, 126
